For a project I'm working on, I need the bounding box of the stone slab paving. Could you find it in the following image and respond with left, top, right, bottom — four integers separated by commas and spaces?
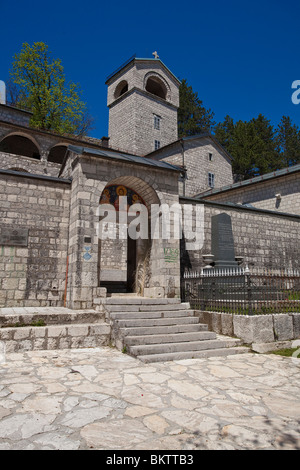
0, 348, 299, 450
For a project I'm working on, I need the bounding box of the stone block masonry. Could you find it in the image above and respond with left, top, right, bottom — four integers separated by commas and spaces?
195, 310, 300, 349
0, 173, 71, 308
180, 198, 300, 272
202, 171, 300, 216
150, 136, 234, 197
0, 152, 61, 177
0, 322, 110, 353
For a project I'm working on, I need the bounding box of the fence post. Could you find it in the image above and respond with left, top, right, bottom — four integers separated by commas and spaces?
245, 267, 253, 315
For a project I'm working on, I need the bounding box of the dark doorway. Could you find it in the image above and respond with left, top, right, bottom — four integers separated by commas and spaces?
127, 236, 137, 292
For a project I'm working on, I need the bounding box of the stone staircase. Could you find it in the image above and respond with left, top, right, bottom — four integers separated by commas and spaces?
104, 297, 249, 362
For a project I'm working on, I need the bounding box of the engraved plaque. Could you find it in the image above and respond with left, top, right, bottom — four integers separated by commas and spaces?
0, 228, 29, 247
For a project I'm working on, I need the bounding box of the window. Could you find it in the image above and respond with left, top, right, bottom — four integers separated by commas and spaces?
154, 140, 160, 150
208, 172, 215, 188
154, 115, 161, 130
208, 152, 213, 161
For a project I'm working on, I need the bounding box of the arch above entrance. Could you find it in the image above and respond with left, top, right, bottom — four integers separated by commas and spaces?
101, 175, 161, 211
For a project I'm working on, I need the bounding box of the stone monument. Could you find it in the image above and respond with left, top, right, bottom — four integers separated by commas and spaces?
211, 213, 238, 269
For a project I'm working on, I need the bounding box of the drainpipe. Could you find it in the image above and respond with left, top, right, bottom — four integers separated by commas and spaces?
180, 139, 186, 197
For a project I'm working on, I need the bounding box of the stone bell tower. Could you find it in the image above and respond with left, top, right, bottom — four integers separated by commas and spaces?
106, 54, 180, 156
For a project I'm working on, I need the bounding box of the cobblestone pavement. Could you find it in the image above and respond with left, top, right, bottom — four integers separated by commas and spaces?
0, 348, 299, 450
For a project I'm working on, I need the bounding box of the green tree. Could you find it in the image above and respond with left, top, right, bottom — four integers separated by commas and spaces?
215, 114, 279, 181
249, 114, 278, 175
178, 78, 215, 137
275, 116, 300, 167
9, 42, 93, 136
214, 115, 235, 151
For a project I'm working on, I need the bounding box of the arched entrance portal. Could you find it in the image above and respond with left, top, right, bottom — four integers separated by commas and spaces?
98, 177, 160, 295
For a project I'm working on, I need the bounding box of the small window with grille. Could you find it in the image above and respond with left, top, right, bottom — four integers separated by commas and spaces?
154, 140, 161, 150
208, 172, 215, 188
154, 115, 161, 130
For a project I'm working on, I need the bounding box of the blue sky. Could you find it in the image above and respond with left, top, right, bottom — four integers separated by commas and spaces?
0, 0, 300, 138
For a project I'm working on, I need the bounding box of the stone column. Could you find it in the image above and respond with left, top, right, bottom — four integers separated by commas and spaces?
66, 159, 104, 309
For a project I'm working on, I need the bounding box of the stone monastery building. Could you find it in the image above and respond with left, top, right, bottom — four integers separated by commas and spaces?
0, 55, 299, 309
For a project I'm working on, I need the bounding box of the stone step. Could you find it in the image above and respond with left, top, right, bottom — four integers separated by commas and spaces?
104, 297, 182, 305
106, 303, 190, 312
124, 330, 216, 346
128, 338, 242, 356
119, 323, 208, 337
108, 293, 139, 298
114, 316, 200, 328
138, 346, 250, 363
0, 322, 110, 353
109, 310, 194, 320
0, 310, 101, 327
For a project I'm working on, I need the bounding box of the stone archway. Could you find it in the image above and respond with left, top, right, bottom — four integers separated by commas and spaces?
98, 176, 160, 295
0, 132, 41, 159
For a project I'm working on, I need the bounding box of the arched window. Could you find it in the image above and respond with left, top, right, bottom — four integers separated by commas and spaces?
0, 134, 40, 159
48, 145, 68, 164
145, 76, 167, 100
114, 80, 129, 99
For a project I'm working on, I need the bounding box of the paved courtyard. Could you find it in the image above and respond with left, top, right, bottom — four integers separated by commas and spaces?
0, 347, 299, 450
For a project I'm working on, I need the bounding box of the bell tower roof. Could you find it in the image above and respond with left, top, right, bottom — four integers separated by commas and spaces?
105, 55, 181, 86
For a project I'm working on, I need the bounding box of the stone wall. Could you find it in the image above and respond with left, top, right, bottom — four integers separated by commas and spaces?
0, 120, 104, 176
195, 310, 300, 349
202, 171, 300, 216
0, 172, 71, 307
149, 136, 233, 197
0, 152, 61, 177
108, 89, 178, 156
180, 198, 300, 272
0, 322, 110, 353
0, 104, 31, 127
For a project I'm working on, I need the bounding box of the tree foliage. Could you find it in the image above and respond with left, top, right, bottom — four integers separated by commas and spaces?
275, 115, 300, 168
215, 114, 300, 181
178, 78, 215, 138
177, 79, 300, 181
9, 42, 93, 136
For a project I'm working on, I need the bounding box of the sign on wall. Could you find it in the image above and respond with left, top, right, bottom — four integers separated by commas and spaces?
0, 228, 29, 247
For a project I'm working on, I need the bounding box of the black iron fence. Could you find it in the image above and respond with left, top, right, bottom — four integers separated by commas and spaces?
181, 267, 300, 315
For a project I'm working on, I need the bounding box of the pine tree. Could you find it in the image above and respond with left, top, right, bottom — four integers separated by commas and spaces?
178, 79, 215, 137
215, 114, 280, 181
275, 116, 300, 167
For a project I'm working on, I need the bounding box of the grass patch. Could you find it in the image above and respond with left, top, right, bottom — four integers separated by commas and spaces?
1, 319, 46, 328
270, 347, 299, 358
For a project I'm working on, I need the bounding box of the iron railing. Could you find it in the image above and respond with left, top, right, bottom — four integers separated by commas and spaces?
181, 267, 300, 315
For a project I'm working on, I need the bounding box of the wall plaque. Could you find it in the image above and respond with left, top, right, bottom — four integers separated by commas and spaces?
0, 228, 29, 247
